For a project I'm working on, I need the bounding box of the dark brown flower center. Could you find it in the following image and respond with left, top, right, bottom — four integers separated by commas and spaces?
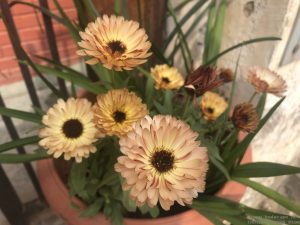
107, 40, 126, 55
113, 110, 126, 123
62, 119, 83, 139
162, 77, 171, 84
207, 107, 214, 114
241, 113, 249, 123
151, 150, 174, 173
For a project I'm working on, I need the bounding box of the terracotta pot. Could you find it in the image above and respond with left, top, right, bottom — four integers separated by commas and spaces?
37, 149, 251, 225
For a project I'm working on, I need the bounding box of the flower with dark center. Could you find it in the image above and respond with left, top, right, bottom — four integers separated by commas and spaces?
200, 91, 228, 121
93, 89, 148, 136
150, 150, 175, 173
77, 15, 152, 71
115, 115, 208, 210
185, 65, 224, 96
150, 64, 184, 90
232, 103, 259, 133
39, 98, 98, 163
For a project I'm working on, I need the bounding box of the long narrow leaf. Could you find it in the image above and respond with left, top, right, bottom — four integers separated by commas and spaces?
0, 151, 50, 163
0, 136, 40, 153
234, 178, 300, 215
33, 64, 106, 95
0, 107, 42, 124
204, 37, 281, 66
233, 162, 300, 178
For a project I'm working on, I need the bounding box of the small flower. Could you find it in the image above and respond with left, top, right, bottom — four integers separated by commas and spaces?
77, 15, 152, 71
185, 65, 224, 96
247, 67, 287, 97
200, 91, 228, 121
219, 68, 234, 83
115, 115, 208, 210
93, 89, 148, 136
150, 64, 184, 90
39, 98, 98, 163
232, 103, 259, 133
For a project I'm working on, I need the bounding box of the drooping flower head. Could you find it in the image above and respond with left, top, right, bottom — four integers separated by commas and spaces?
232, 103, 259, 133
200, 91, 228, 121
219, 68, 234, 83
185, 65, 224, 96
150, 64, 184, 90
77, 15, 152, 71
115, 115, 208, 210
39, 98, 98, 163
247, 67, 287, 97
93, 89, 148, 137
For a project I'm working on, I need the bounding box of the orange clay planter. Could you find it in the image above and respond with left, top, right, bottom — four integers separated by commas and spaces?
37, 149, 251, 225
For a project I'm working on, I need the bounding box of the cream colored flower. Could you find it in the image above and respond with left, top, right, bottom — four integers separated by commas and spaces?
93, 89, 148, 137
247, 67, 287, 97
77, 14, 152, 71
150, 64, 184, 90
200, 91, 228, 121
39, 98, 98, 163
115, 115, 208, 210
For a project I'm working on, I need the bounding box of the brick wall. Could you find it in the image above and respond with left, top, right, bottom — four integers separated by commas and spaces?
0, 0, 80, 86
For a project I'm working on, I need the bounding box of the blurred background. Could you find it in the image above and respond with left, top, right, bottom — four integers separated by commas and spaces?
0, 0, 300, 224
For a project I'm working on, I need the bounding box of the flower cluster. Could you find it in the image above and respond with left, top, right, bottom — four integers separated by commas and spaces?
38, 15, 288, 213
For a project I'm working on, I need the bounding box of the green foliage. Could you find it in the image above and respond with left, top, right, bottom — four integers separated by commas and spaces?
0, 150, 50, 163
0, 136, 40, 153
0, 107, 42, 124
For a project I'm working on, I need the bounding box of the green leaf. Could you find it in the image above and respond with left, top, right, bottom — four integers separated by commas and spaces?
122, 191, 136, 212
33, 64, 106, 95
0, 151, 50, 163
234, 178, 300, 215
0, 136, 40, 153
0, 106, 42, 124
80, 199, 103, 217
153, 101, 168, 114
225, 97, 285, 169
163, 0, 207, 51
256, 93, 267, 119
204, 37, 281, 66
69, 159, 89, 195
145, 76, 155, 108
233, 162, 300, 178
163, 90, 173, 114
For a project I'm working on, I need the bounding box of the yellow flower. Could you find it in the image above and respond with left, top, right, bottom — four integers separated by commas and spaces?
150, 64, 184, 90
232, 103, 259, 133
77, 15, 152, 71
93, 89, 148, 137
115, 115, 208, 210
200, 91, 228, 121
247, 67, 287, 97
39, 98, 98, 163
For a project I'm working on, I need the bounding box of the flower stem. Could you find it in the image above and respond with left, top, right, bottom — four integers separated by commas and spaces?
248, 92, 257, 103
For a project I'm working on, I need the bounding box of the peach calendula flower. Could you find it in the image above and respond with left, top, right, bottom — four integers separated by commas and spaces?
150, 64, 184, 90
232, 103, 259, 133
93, 89, 148, 137
115, 115, 208, 210
200, 91, 228, 121
185, 65, 224, 96
38, 98, 98, 163
77, 14, 152, 71
247, 67, 287, 97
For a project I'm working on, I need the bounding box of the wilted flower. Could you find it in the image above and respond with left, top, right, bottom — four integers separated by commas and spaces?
247, 67, 287, 97
219, 68, 234, 83
232, 103, 259, 133
200, 91, 228, 121
115, 115, 208, 210
93, 89, 148, 137
185, 65, 224, 96
150, 64, 184, 90
77, 15, 152, 71
39, 98, 98, 163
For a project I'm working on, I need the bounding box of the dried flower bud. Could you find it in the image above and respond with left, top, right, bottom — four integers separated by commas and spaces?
184, 66, 224, 96
219, 68, 234, 82
232, 103, 259, 133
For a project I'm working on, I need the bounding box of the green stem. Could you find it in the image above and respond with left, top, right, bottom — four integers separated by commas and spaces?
248, 92, 257, 103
